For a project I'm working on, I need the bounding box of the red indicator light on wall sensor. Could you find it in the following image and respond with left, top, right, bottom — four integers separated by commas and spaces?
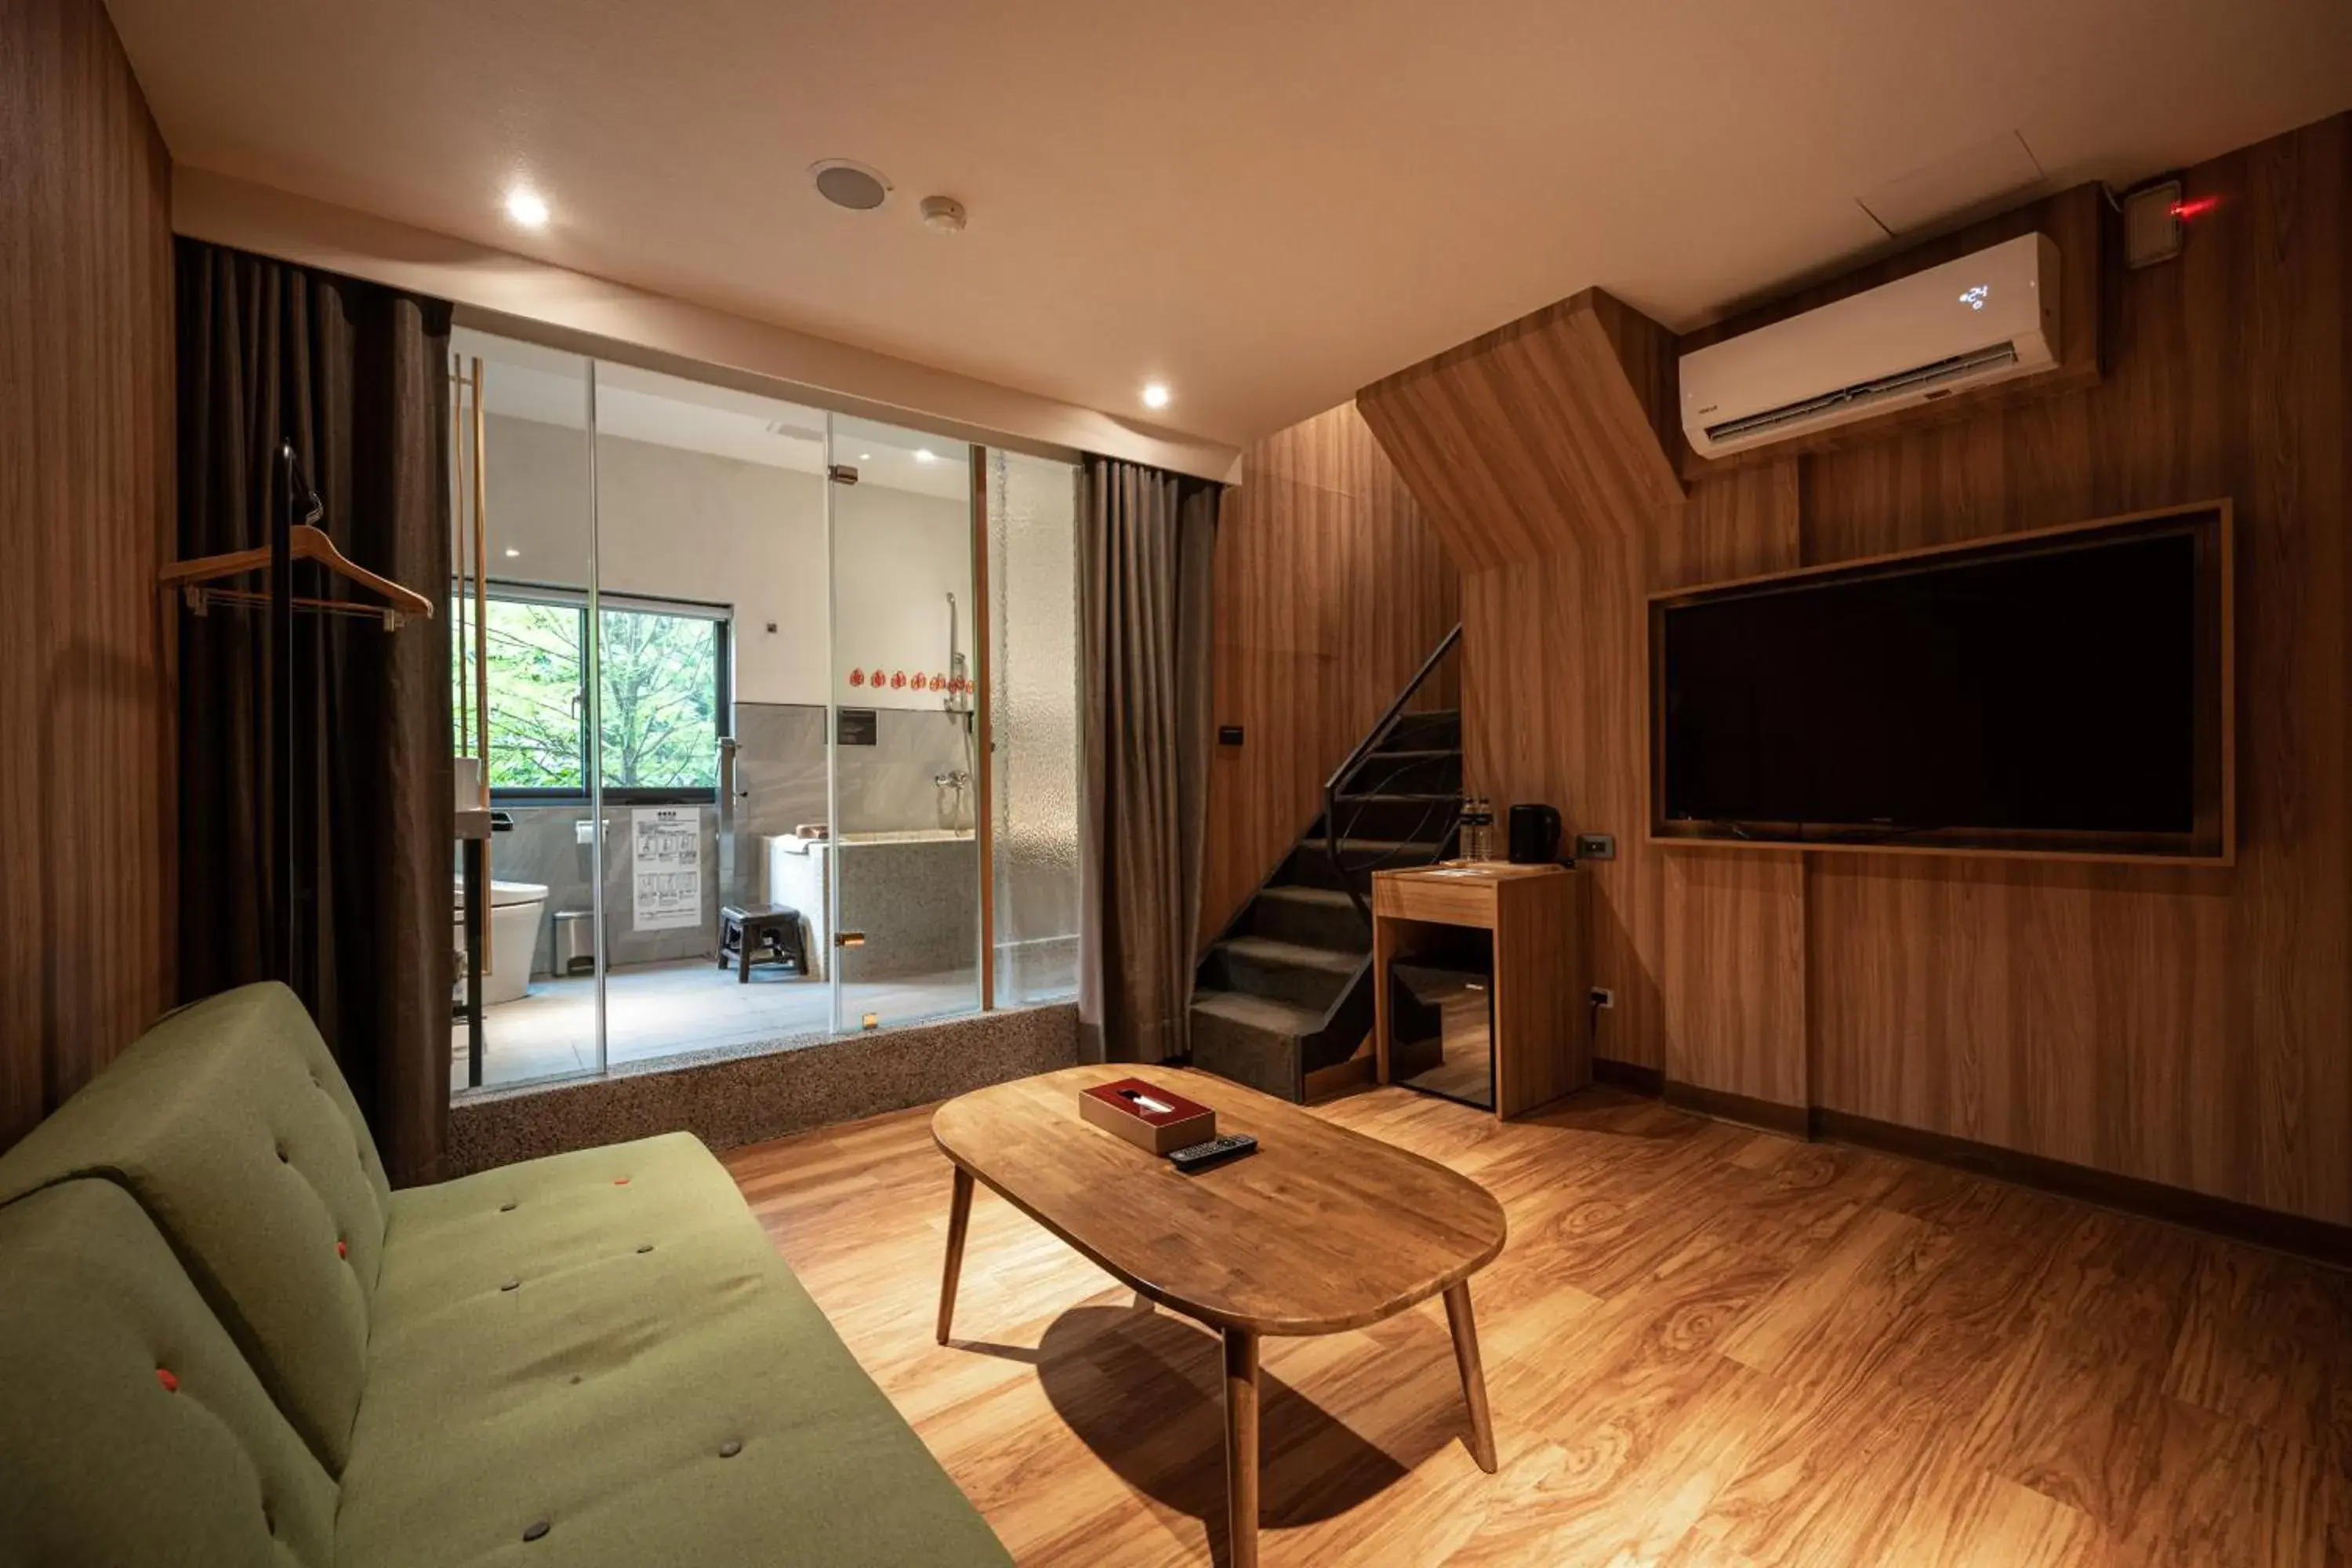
2169, 196, 2220, 220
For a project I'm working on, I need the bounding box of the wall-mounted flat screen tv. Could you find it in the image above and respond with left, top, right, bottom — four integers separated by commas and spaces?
1649, 502, 2231, 863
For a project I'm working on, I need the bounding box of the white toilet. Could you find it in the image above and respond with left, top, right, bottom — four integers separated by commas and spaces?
452, 878, 550, 1007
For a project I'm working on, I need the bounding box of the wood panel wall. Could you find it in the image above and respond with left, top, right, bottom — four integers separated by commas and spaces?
1359, 112, 2352, 1228
1200, 405, 1459, 946
0, 0, 176, 1151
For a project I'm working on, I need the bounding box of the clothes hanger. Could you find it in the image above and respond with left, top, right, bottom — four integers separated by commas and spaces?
162, 523, 435, 622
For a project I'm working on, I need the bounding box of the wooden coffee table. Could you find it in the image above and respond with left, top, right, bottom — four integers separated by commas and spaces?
931, 1064, 1508, 1566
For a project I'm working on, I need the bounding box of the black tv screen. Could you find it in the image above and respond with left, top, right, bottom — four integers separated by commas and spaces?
1657, 523, 2209, 842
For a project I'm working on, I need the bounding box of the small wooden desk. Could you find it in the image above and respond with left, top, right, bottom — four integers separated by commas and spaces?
1372, 863, 1589, 1117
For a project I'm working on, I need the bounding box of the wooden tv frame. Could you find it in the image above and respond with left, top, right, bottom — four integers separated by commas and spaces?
1646, 500, 2235, 867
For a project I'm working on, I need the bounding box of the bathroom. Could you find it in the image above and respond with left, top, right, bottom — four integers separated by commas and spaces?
450, 329, 1080, 1090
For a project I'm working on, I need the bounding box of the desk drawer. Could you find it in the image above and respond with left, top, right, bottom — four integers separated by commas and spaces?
1373, 873, 1497, 928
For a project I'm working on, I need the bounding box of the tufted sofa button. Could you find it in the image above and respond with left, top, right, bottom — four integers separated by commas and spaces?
336, 1240, 349, 1260
636, 1243, 654, 1254
718, 1439, 742, 1459
499, 1200, 518, 1213
613, 1177, 630, 1186
500, 1278, 520, 1293
275, 1142, 290, 1163
155, 1367, 179, 1393
522, 1520, 550, 1543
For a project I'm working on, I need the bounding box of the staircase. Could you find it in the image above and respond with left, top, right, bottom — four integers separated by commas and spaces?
1191, 695, 1462, 1102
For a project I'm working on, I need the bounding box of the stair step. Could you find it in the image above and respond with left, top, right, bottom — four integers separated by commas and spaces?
1279, 837, 1446, 892
1248, 884, 1370, 953
1384, 710, 1462, 750
1192, 988, 1327, 1039
1344, 746, 1462, 797
1204, 934, 1362, 1012
1257, 886, 1357, 909
1217, 935, 1360, 973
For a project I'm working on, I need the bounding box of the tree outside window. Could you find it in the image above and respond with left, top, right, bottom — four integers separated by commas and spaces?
454, 591, 725, 797
598, 607, 718, 790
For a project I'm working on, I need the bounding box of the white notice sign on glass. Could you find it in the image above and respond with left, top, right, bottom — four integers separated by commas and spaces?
631, 806, 701, 931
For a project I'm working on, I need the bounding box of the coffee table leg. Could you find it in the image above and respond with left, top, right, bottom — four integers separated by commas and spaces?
936, 1166, 974, 1345
1222, 1326, 1261, 1568
1443, 1281, 1498, 1473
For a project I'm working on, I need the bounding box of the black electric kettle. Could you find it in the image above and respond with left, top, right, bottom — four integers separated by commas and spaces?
1508, 803, 1563, 864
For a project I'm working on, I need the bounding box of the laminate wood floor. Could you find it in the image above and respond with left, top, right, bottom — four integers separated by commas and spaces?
724, 1083, 2352, 1566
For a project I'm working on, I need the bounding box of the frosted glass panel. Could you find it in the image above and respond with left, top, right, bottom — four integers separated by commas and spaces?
986, 450, 1081, 1003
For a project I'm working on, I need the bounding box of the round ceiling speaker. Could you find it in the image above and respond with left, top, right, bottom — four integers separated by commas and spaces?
919, 195, 967, 234
810, 159, 891, 212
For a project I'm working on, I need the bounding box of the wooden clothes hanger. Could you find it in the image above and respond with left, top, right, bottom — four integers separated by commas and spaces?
162, 523, 435, 624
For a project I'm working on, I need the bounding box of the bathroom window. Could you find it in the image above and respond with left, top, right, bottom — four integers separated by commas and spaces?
460, 593, 587, 793
458, 586, 731, 804
597, 598, 728, 800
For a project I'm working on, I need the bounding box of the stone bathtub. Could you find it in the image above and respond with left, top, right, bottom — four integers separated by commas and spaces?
763, 830, 978, 981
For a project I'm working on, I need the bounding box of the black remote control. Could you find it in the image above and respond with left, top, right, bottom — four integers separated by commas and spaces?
1168, 1132, 1258, 1172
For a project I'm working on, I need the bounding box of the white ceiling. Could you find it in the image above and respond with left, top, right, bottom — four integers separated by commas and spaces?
111, 0, 2352, 447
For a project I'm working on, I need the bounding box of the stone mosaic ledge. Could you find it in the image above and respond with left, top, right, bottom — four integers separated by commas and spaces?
445, 1002, 1080, 1177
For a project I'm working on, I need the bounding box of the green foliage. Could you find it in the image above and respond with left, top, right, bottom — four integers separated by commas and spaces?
452, 594, 720, 793
597, 607, 717, 789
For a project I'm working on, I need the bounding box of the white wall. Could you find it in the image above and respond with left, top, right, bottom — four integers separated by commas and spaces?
481, 412, 972, 709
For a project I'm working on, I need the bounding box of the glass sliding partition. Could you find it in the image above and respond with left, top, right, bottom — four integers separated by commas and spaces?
586, 361, 833, 1066
449, 328, 602, 1090
448, 328, 1072, 1094
985, 450, 1083, 1003
825, 416, 982, 1033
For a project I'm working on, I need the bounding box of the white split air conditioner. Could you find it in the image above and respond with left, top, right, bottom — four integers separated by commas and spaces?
1680, 232, 2060, 458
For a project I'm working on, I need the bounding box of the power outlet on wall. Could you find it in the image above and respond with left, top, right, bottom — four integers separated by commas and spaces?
1575, 832, 1617, 862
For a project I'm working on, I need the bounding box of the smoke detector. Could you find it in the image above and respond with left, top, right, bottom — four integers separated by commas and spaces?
919, 195, 967, 234
810, 159, 891, 212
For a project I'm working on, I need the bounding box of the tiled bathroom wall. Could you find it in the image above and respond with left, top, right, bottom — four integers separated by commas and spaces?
486, 699, 979, 978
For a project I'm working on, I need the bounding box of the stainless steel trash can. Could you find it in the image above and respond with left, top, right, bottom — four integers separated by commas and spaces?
553, 909, 596, 975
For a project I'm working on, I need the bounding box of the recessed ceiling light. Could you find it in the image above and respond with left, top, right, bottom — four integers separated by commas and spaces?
914, 448, 937, 464
1142, 383, 1171, 410
809, 159, 891, 212
503, 547, 520, 558
504, 187, 550, 228
858, 452, 872, 462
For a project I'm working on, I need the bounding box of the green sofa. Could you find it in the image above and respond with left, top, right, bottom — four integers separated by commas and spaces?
0, 982, 1010, 1567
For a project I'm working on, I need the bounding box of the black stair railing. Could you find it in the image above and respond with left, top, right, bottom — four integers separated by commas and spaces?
1323, 623, 1463, 927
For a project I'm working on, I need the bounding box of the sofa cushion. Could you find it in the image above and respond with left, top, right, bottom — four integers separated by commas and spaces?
336, 1134, 1011, 1567
0, 1180, 340, 1568
0, 983, 390, 1473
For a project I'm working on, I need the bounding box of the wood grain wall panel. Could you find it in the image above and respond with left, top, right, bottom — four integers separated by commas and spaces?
0, 0, 176, 1150
1356, 289, 1682, 567
1459, 535, 1661, 1066
1200, 404, 1457, 946
1806, 115, 2351, 1226
1653, 459, 1807, 1105
1367, 112, 2350, 1225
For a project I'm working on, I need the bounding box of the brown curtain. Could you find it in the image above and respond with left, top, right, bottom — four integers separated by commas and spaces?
176, 239, 452, 1185
1078, 457, 1219, 1063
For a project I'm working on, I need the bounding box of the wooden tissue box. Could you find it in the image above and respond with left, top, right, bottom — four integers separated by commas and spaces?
1079, 1077, 1215, 1156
